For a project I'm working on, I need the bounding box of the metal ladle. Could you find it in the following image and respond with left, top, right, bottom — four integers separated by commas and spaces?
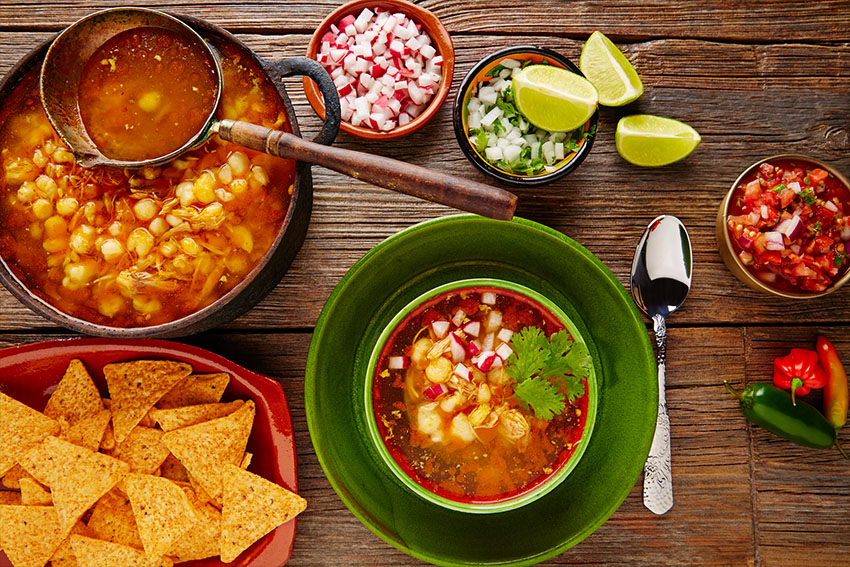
39, 7, 517, 220
630, 215, 693, 515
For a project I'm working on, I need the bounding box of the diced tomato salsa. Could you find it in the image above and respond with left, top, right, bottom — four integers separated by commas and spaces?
726, 158, 850, 293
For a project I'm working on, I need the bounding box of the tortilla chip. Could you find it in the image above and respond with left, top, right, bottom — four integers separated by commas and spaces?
61, 408, 111, 453
19, 436, 129, 532
0, 505, 66, 567
150, 400, 244, 432
2, 464, 33, 489
103, 360, 192, 444
158, 454, 190, 483
86, 490, 142, 549
157, 372, 230, 409
168, 495, 221, 563
161, 400, 255, 505
19, 477, 51, 506
69, 535, 173, 567
0, 492, 21, 505
0, 392, 61, 477
107, 427, 170, 475
219, 464, 306, 563
44, 359, 104, 427
49, 520, 92, 567
124, 474, 198, 560
138, 410, 156, 428
101, 424, 116, 452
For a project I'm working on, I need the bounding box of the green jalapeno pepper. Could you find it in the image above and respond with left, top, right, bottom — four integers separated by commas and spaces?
725, 381, 848, 459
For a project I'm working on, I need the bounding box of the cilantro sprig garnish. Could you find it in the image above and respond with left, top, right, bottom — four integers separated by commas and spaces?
505, 326, 590, 420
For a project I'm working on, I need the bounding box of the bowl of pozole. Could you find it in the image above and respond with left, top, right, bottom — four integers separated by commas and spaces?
365, 278, 597, 513
0, 9, 341, 336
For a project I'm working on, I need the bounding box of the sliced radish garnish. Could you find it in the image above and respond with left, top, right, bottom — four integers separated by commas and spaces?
462, 321, 481, 337
431, 320, 450, 339
450, 333, 466, 363
423, 383, 448, 401
496, 328, 514, 343
466, 339, 481, 357
495, 343, 513, 361
486, 310, 502, 332
476, 351, 498, 372
388, 356, 409, 369
453, 364, 472, 381
481, 291, 496, 305
451, 309, 466, 327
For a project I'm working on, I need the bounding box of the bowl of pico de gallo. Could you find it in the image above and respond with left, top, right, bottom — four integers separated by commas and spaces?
716, 154, 850, 298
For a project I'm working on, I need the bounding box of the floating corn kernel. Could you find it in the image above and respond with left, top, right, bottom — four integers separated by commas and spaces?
70, 225, 95, 255
227, 151, 250, 176
16, 181, 36, 203
97, 294, 124, 318
149, 216, 168, 236
56, 197, 79, 217
180, 236, 202, 256
32, 198, 53, 220
218, 163, 233, 184
193, 171, 217, 204
100, 238, 123, 261
52, 148, 75, 164
127, 228, 154, 257
44, 215, 69, 239
35, 175, 58, 198
138, 91, 162, 113
133, 198, 158, 221
172, 255, 194, 275
176, 181, 195, 207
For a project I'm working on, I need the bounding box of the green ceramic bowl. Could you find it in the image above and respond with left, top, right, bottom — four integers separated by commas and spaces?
364, 278, 599, 514
305, 215, 656, 566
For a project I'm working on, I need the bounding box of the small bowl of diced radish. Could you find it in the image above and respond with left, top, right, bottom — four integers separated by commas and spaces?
305, 0, 454, 140
453, 46, 598, 186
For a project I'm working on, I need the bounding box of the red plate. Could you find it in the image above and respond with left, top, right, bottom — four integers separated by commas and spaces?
0, 338, 298, 567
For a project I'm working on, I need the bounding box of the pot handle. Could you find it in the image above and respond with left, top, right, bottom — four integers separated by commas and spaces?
264, 56, 340, 147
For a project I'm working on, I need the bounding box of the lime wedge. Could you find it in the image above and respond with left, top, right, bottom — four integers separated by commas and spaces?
580, 31, 644, 106
615, 115, 700, 167
512, 65, 598, 133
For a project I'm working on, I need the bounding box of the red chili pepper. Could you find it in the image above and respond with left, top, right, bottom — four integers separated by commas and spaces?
773, 348, 827, 406
816, 336, 849, 431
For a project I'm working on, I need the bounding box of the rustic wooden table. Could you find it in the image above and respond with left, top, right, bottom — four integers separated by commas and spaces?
1, 1, 849, 565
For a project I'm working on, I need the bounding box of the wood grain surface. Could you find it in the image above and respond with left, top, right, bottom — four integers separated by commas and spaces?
0, 1, 849, 566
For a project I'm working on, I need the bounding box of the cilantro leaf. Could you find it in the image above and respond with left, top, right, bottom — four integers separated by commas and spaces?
562, 341, 592, 378
514, 377, 565, 420
505, 326, 546, 383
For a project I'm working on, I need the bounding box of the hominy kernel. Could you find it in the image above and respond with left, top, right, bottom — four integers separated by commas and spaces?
100, 239, 123, 261
193, 171, 217, 204
97, 295, 124, 318
32, 149, 48, 168
43, 140, 56, 155
53, 148, 75, 164
149, 217, 168, 236
180, 236, 202, 256
251, 165, 269, 186
44, 215, 69, 238
35, 175, 58, 198
133, 198, 158, 221
16, 181, 36, 202
229, 178, 248, 194
29, 222, 43, 240
165, 214, 182, 227
42, 237, 68, 253
127, 228, 154, 257
176, 181, 196, 207
70, 225, 95, 255
56, 197, 79, 216
32, 198, 53, 220
141, 166, 162, 180
133, 295, 162, 314
83, 202, 97, 224
63, 260, 97, 289
215, 188, 234, 202
218, 163, 233, 184
172, 255, 194, 274
160, 240, 178, 257
227, 151, 250, 176
108, 221, 123, 237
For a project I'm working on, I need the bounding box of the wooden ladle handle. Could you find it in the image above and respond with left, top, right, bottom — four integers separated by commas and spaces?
218, 120, 517, 220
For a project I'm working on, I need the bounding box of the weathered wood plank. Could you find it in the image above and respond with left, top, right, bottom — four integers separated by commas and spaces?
0, 0, 848, 44
745, 328, 850, 566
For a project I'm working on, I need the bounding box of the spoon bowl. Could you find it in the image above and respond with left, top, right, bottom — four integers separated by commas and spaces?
630, 215, 692, 515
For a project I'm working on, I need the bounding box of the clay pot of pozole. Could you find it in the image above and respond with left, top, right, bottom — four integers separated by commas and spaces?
0, 13, 341, 337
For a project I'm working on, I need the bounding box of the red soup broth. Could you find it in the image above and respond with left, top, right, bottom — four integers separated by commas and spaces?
372, 286, 590, 505
0, 39, 295, 327
726, 158, 850, 294
78, 26, 219, 162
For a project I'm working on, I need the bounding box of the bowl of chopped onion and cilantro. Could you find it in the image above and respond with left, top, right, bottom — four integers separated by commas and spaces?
453, 46, 598, 186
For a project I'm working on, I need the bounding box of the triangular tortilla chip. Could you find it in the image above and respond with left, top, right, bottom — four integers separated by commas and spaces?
44, 359, 104, 427
0, 505, 67, 567
157, 372, 230, 409
0, 392, 61, 477
167, 486, 221, 562
69, 535, 173, 567
2, 464, 33, 489
107, 426, 170, 475
150, 400, 244, 432
61, 408, 111, 452
0, 492, 21, 505
49, 521, 92, 567
86, 489, 143, 548
158, 454, 190, 483
19, 477, 51, 506
124, 474, 198, 560
19, 436, 129, 533
161, 400, 255, 505
104, 360, 192, 444
219, 464, 306, 563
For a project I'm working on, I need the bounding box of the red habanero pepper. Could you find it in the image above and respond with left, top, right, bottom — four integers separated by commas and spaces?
773, 348, 827, 406
816, 336, 849, 430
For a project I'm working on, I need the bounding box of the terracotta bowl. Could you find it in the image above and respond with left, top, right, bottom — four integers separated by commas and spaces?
304, 0, 454, 140
716, 154, 850, 299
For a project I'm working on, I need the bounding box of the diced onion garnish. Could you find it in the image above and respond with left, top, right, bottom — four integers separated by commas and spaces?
764, 231, 786, 251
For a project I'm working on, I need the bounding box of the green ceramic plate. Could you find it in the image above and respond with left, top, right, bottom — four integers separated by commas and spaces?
305, 215, 656, 566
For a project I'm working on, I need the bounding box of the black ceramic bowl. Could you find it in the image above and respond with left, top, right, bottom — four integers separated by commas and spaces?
452, 46, 598, 187
0, 11, 340, 337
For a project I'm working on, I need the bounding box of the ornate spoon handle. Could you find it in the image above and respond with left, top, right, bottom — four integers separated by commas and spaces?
643, 314, 673, 515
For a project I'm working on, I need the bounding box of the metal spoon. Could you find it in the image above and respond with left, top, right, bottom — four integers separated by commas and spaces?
630, 215, 692, 515
39, 7, 517, 221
